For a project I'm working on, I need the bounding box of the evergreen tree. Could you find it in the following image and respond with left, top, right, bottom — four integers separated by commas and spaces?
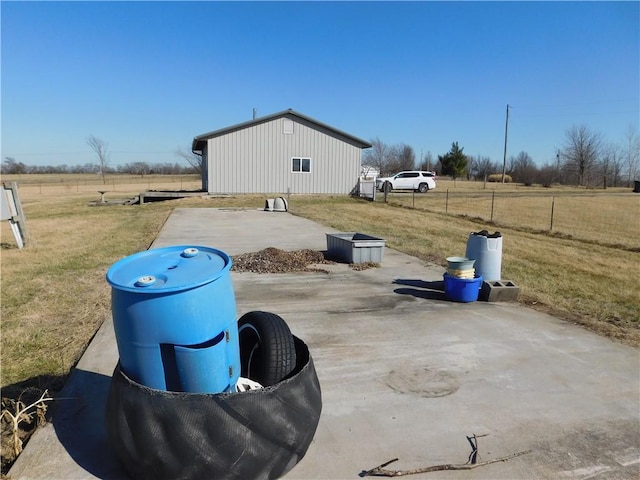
438, 142, 468, 179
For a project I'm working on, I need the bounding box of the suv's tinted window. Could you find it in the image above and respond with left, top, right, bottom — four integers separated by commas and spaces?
398, 172, 419, 178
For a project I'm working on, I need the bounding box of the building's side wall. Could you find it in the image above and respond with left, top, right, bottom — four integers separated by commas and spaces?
206, 116, 362, 194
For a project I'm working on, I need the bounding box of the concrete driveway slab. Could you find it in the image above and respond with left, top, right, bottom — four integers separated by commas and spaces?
9, 208, 639, 480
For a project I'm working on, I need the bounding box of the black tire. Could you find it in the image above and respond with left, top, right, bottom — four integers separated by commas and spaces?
418, 183, 429, 193
106, 337, 322, 480
238, 311, 296, 386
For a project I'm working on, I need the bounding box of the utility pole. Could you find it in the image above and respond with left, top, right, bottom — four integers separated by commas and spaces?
501, 104, 510, 183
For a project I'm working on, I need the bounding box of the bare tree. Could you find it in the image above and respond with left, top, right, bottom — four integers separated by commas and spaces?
468, 155, 494, 181
1, 157, 27, 174
387, 144, 416, 173
511, 151, 537, 186
175, 148, 202, 174
560, 125, 603, 187
599, 142, 623, 188
362, 137, 389, 173
506, 155, 517, 177
417, 150, 434, 172
86, 135, 110, 184
623, 125, 640, 185
537, 162, 558, 187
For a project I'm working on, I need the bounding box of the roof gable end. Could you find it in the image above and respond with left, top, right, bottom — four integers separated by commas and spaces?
192, 109, 371, 151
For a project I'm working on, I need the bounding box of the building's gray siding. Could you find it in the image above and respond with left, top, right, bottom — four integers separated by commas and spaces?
205, 116, 362, 194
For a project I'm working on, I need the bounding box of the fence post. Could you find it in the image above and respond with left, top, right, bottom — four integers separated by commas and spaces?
491, 191, 495, 222
550, 196, 555, 231
412, 190, 415, 208
445, 189, 449, 213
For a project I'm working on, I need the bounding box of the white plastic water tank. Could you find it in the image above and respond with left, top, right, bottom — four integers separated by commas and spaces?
465, 231, 502, 281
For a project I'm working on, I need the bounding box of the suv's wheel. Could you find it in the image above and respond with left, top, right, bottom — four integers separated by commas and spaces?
238, 311, 296, 386
418, 183, 429, 193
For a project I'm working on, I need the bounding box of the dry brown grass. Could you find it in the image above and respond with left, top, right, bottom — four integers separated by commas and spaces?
1, 192, 173, 389
383, 180, 639, 250
289, 195, 640, 346
0, 190, 268, 382
1, 180, 638, 397
2, 173, 201, 196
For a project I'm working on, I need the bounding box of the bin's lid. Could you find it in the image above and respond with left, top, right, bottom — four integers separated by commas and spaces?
106, 245, 231, 293
472, 230, 502, 238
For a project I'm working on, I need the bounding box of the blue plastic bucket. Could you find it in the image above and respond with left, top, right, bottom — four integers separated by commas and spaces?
106, 245, 240, 393
443, 273, 483, 303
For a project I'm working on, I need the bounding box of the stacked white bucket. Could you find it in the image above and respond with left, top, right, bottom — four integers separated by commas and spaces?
446, 256, 476, 279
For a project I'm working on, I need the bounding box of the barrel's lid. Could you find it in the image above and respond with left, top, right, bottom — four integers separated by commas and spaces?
472, 230, 502, 238
106, 245, 231, 293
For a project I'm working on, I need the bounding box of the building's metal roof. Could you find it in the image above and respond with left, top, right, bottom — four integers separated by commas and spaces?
192, 109, 372, 152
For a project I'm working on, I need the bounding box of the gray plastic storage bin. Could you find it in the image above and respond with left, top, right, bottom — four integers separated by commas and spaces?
326, 232, 385, 264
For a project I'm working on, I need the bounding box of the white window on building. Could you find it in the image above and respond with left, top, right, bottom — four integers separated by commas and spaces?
292, 157, 311, 173
283, 118, 294, 134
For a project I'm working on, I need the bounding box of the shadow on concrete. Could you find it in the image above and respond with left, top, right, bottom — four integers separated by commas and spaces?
51, 368, 126, 479
392, 279, 446, 300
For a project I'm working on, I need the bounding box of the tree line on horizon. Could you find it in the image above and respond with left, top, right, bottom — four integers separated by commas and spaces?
0, 158, 198, 177
3, 125, 639, 188
1, 136, 201, 179
364, 124, 640, 188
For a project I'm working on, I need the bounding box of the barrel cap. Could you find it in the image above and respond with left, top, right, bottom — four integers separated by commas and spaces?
107, 245, 232, 293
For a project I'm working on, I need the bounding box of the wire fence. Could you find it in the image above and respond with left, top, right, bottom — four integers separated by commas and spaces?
8, 174, 202, 196
6, 174, 639, 249
379, 190, 640, 250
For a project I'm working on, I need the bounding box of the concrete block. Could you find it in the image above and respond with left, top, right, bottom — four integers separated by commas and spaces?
480, 280, 520, 302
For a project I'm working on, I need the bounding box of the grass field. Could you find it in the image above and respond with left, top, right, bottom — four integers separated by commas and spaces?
3, 173, 202, 197
1, 176, 638, 402
380, 180, 639, 249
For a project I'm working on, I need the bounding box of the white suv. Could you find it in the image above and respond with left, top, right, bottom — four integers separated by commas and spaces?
376, 171, 436, 193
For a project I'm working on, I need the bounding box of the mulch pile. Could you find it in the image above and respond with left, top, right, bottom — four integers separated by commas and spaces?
231, 247, 335, 274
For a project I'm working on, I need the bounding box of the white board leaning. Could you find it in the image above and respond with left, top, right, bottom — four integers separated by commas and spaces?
1, 182, 28, 249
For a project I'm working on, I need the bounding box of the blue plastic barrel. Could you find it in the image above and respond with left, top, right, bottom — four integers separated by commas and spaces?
106, 246, 240, 394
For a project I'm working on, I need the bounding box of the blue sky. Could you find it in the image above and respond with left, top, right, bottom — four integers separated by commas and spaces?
2, 1, 639, 168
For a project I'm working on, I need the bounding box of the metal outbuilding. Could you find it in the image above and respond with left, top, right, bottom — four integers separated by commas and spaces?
192, 109, 371, 194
